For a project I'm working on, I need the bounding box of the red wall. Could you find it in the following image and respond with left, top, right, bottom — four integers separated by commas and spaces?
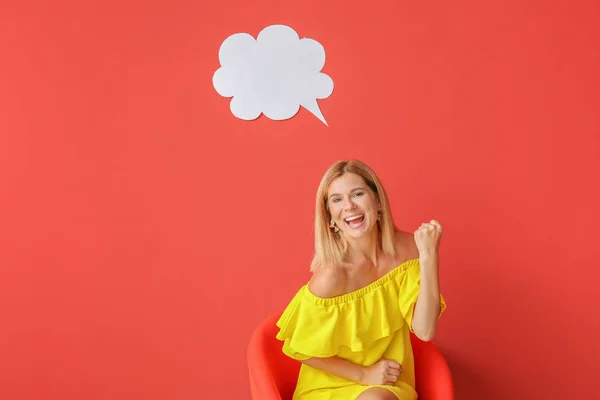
1, 1, 599, 399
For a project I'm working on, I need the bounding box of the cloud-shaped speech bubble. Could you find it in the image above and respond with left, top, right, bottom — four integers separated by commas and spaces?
212, 24, 334, 125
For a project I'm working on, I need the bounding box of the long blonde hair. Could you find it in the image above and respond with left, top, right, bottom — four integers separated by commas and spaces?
310, 160, 397, 271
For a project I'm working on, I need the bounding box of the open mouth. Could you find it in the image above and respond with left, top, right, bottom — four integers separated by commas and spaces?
344, 214, 365, 228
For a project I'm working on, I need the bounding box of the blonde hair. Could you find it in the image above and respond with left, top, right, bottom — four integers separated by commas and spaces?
310, 160, 397, 271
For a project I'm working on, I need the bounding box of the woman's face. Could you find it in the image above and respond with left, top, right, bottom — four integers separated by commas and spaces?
327, 173, 380, 239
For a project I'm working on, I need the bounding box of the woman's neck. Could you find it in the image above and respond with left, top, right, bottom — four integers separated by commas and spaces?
345, 229, 382, 266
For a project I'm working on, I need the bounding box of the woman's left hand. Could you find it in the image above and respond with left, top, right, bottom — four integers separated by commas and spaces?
414, 220, 443, 258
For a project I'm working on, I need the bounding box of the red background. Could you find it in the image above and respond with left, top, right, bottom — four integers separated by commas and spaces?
1, 1, 599, 399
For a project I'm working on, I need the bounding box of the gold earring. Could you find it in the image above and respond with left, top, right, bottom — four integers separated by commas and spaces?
377, 211, 382, 222
329, 219, 340, 233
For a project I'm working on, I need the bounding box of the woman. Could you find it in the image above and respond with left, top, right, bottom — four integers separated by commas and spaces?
275, 160, 446, 400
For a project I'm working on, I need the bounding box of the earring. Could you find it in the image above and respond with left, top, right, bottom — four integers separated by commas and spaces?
329, 219, 340, 233
377, 210, 382, 222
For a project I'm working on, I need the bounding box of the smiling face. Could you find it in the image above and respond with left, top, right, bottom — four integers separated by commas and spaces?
326, 172, 381, 239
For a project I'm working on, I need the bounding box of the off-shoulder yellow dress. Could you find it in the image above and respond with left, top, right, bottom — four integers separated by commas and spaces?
275, 259, 446, 400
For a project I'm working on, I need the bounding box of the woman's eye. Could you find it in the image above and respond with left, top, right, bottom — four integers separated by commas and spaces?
332, 198, 341, 203
353, 192, 363, 197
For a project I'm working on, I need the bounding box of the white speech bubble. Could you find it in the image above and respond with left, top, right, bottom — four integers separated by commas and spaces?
212, 24, 334, 126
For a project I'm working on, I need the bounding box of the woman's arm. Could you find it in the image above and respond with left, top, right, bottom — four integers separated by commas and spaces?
411, 220, 443, 342
301, 356, 364, 383
411, 253, 441, 341
301, 356, 402, 386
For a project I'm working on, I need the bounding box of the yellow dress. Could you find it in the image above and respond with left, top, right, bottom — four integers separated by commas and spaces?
275, 259, 446, 400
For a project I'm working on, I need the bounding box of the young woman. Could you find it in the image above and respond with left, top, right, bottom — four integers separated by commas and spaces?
276, 160, 446, 400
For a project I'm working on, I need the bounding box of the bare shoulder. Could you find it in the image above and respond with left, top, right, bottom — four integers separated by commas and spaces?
394, 229, 420, 261
308, 265, 347, 298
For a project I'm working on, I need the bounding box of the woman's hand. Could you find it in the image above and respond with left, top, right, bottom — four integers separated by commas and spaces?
414, 220, 443, 258
359, 359, 402, 386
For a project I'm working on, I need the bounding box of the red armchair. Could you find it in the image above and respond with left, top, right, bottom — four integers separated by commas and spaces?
248, 313, 454, 400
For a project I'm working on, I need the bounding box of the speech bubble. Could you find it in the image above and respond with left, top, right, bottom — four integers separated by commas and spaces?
212, 24, 334, 125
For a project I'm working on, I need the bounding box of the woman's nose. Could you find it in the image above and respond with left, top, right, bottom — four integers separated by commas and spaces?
343, 198, 356, 210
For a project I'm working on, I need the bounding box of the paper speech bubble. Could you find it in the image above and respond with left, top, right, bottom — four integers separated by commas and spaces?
213, 25, 334, 125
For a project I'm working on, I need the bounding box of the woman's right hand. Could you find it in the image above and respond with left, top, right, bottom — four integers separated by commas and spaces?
359, 359, 402, 386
